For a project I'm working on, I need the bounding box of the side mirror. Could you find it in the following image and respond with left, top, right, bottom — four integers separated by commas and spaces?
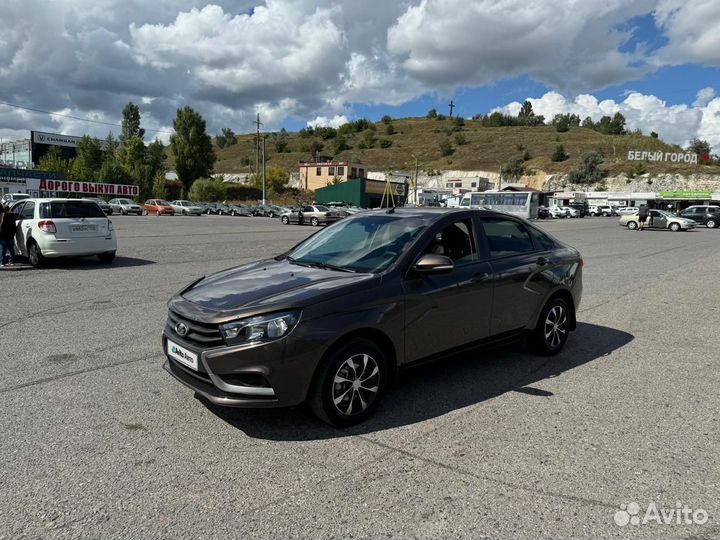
413, 253, 454, 274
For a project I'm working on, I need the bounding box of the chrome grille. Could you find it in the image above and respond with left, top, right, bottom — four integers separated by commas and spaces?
166, 311, 224, 348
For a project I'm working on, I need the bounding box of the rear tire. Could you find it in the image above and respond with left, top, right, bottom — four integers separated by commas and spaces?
120, 208, 126, 216
28, 240, 46, 268
281, 216, 289, 224
530, 297, 571, 355
309, 338, 387, 427
705, 218, 717, 228
98, 252, 116, 264
627, 221, 638, 230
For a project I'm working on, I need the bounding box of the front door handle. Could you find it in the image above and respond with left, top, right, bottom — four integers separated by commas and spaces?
536, 256, 550, 266
472, 272, 490, 283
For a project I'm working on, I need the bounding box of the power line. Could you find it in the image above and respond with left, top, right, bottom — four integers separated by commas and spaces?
0, 99, 174, 135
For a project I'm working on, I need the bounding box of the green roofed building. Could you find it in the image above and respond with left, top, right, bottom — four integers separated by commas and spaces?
314, 178, 407, 208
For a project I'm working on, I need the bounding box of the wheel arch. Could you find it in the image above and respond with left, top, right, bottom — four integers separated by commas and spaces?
530, 288, 577, 332
310, 327, 399, 394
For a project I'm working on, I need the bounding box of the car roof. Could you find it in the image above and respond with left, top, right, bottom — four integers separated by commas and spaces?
353, 207, 514, 220
9, 198, 103, 203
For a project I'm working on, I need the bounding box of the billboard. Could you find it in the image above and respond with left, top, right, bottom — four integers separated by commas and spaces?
26, 178, 140, 197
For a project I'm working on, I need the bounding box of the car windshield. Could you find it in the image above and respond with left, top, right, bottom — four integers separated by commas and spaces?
287, 214, 427, 273
41, 201, 105, 219
119, 199, 133, 204
156, 200, 170, 206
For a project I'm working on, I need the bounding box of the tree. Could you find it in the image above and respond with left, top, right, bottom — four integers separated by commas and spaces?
518, 100, 534, 119
69, 136, 104, 181
426, 108, 438, 119
581, 116, 595, 129
385, 123, 395, 135
215, 128, 236, 149
687, 138, 711, 157
265, 166, 290, 194
551, 144, 568, 162
316, 126, 337, 140
309, 140, 324, 155
120, 102, 145, 143
153, 173, 168, 199
37, 145, 70, 176
332, 135, 350, 154
650, 131, 659, 139
170, 106, 216, 192
569, 152, 606, 184
501, 157, 526, 180
274, 128, 289, 153
439, 139, 454, 156
609, 112, 627, 135
188, 178, 227, 202
358, 129, 377, 149
554, 115, 570, 132
381, 115, 392, 124
103, 132, 119, 162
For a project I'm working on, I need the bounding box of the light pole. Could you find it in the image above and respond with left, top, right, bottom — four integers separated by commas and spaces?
261, 135, 266, 205
411, 154, 419, 205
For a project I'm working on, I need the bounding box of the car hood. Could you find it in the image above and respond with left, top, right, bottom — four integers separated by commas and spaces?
171, 259, 377, 323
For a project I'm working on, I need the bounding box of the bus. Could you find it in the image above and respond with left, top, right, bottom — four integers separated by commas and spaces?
459, 191, 540, 219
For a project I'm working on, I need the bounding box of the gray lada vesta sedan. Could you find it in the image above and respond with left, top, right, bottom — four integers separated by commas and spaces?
163, 208, 583, 426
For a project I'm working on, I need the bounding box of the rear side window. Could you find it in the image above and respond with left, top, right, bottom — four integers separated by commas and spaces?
531, 228, 556, 251
41, 201, 105, 219
480, 219, 535, 257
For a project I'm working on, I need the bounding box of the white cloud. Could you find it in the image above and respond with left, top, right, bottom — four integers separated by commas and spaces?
654, 0, 720, 66
694, 87, 716, 108
494, 90, 720, 150
307, 115, 349, 129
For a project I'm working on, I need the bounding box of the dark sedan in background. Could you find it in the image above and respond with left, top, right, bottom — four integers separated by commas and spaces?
280, 204, 344, 226
162, 208, 583, 426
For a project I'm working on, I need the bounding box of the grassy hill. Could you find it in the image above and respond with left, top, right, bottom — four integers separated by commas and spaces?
211, 117, 717, 178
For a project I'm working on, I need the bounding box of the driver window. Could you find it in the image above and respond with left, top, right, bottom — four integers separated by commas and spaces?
422, 219, 476, 264
21, 202, 35, 220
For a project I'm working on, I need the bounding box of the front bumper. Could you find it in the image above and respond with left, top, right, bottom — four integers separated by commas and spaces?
161, 328, 323, 408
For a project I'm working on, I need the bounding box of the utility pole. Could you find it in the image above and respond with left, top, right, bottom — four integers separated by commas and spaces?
254, 113, 263, 176
261, 135, 266, 205
448, 100, 455, 118
411, 154, 419, 205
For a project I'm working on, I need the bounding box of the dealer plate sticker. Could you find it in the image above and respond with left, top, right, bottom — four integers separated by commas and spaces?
167, 339, 198, 371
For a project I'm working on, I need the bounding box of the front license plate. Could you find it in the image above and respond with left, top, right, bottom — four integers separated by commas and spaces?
71, 224, 97, 232
167, 339, 198, 371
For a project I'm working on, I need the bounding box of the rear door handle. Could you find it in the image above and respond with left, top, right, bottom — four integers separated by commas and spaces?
472, 272, 490, 283
536, 256, 550, 266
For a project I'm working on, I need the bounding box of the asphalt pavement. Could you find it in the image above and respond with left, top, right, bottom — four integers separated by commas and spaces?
1, 214, 719, 539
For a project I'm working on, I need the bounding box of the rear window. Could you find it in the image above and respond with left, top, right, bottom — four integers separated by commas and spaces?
40, 201, 105, 219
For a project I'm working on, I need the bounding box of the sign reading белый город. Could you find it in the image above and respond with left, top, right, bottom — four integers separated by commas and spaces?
628, 151, 699, 164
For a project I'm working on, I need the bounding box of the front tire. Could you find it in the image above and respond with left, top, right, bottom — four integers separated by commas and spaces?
281, 216, 290, 224
627, 221, 638, 230
309, 338, 387, 427
669, 222, 681, 232
310, 217, 319, 226
28, 240, 46, 268
530, 297, 571, 355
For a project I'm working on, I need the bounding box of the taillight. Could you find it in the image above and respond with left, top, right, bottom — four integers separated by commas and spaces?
108, 219, 114, 232
38, 220, 57, 233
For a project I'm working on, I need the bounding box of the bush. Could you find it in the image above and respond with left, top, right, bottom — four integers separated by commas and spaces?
188, 178, 227, 201
439, 139, 454, 156
501, 157, 526, 180
627, 162, 647, 178
379, 138, 392, 148
332, 136, 350, 154
551, 145, 568, 162
650, 131, 658, 139
223, 184, 263, 201
453, 116, 465, 126
426, 108, 438, 119
568, 152, 606, 184
522, 150, 532, 161
381, 115, 392, 124
454, 133, 467, 146
385, 123, 395, 135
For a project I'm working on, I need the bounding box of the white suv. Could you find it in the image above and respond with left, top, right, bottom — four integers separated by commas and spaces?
11, 198, 117, 267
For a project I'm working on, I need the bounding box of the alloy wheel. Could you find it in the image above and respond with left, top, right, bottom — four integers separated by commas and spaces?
544, 305, 567, 349
332, 354, 380, 416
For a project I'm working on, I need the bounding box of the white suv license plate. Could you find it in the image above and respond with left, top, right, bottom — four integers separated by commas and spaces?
71, 224, 97, 232
167, 339, 198, 371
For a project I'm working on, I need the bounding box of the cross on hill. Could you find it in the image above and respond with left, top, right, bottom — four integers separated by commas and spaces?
448, 100, 455, 118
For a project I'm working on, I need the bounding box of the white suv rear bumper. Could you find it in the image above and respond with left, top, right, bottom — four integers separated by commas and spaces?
36, 235, 117, 258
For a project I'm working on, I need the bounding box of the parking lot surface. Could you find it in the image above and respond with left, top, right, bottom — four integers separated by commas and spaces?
1, 214, 719, 539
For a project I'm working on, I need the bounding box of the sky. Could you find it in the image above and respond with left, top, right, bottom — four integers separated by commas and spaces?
0, 0, 719, 150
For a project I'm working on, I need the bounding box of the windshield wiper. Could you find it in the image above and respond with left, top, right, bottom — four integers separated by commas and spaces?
299, 260, 356, 272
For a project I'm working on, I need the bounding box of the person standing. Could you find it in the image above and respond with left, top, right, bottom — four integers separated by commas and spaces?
0, 204, 18, 266
638, 203, 648, 231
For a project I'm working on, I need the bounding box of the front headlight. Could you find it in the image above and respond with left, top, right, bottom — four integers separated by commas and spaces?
220, 311, 301, 346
